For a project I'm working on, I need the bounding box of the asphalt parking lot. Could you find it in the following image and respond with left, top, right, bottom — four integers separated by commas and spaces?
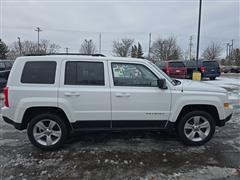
0, 75, 240, 180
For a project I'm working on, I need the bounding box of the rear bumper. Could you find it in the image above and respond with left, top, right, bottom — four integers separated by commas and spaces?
216, 113, 232, 127
170, 74, 186, 79
2, 116, 24, 130
202, 73, 221, 78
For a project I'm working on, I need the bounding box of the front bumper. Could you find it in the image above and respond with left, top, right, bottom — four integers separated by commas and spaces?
217, 113, 232, 127
2, 116, 24, 130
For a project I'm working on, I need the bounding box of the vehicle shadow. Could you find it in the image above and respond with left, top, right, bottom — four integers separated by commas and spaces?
66, 130, 178, 145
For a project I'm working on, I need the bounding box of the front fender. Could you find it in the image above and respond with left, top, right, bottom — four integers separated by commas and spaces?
169, 91, 225, 122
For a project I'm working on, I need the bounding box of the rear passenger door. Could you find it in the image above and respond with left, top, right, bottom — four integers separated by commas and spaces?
58, 60, 111, 128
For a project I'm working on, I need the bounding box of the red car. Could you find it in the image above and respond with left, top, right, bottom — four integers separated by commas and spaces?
156, 60, 186, 79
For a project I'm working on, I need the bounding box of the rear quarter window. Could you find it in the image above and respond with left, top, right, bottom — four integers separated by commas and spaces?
21, 61, 57, 84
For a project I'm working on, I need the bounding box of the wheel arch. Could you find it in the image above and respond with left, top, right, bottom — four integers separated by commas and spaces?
175, 104, 221, 127
21, 106, 72, 130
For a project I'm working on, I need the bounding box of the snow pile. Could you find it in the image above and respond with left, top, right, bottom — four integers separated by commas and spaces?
204, 77, 240, 89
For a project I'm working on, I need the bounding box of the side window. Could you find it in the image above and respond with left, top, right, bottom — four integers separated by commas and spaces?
21, 61, 56, 84
0, 62, 5, 70
4, 62, 12, 69
111, 63, 158, 87
65, 61, 104, 86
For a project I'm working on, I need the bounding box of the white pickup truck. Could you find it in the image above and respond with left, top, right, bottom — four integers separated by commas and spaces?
1, 55, 233, 150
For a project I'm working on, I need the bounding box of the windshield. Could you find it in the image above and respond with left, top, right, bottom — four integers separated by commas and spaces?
148, 61, 177, 85
203, 61, 219, 67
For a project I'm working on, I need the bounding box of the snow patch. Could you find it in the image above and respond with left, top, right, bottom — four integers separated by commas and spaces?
142, 166, 238, 180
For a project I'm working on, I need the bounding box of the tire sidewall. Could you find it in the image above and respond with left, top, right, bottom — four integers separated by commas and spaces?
177, 111, 216, 146
27, 114, 68, 151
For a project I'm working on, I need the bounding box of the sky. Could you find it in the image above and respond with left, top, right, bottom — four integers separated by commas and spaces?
0, 0, 239, 57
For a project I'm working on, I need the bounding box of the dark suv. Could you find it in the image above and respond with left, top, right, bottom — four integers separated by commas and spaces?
0, 60, 14, 90
156, 60, 186, 79
184, 60, 221, 80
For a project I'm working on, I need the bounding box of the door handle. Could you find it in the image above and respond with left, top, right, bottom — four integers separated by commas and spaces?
64, 92, 80, 97
115, 93, 131, 97
115, 93, 124, 97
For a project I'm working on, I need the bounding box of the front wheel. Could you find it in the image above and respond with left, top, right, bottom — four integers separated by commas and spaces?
177, 111, 215, 146
210, 77, 216, 80
27, 114, 68, 151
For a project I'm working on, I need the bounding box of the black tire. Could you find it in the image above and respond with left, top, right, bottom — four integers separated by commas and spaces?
210, 77, 216, 80
177, 111, 215, 146
27, 113, 68, 151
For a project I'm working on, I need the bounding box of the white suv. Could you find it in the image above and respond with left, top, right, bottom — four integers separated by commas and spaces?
1, 55, 233, 150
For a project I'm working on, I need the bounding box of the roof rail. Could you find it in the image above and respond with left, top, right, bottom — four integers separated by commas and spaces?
25, 53, 105, 57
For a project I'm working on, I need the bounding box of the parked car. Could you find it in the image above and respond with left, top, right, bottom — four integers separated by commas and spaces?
155, 60, 186, 79
230, 66, 240, 73
2, 55, 232, 150
184, 60, 221, 80
220, 66, 231, 73
0, 60, 14, 91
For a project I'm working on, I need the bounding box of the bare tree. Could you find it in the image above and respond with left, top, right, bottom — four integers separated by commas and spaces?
0, 39, 9, 59
79, 39, 97, 54
7, 40, 61, 60
112, 38, 134, 57
48, 43, 61, 53
151, 36, 182, 61
202, 42, 222, 60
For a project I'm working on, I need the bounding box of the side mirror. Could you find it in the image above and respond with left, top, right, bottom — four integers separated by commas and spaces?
157, 79, 168, 89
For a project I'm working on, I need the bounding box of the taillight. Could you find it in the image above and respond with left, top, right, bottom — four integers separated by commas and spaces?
200, 66, 205, 73
166, 67, 170, 74
3, 86, 9, 107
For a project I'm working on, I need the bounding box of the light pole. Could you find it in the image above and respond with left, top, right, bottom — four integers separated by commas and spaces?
196, 0, 202, 70
196, 0, 202, 71
192, 0, 202, 80
17, 37, 22, 56
148, 32, 151, 60
35, 27, 42, 53
99, 33, 102, 54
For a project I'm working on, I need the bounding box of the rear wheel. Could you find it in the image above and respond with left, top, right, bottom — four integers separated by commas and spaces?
27, 114, 68, 151
177, 111, 215, 146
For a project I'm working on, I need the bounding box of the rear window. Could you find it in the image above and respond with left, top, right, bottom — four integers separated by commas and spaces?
21, 61, 56, 84
65, 61, 104, 86
169, 62, 185, 67
203, 61, 219, 67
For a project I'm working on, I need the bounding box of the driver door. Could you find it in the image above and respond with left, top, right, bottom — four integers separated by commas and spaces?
109, 61, 171, 128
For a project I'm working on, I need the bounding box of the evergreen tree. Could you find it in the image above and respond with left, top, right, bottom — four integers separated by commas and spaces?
137, 43, 144, 58
232, 48, 240, 66
0, 39, 9, 59
131, 45, 138, 58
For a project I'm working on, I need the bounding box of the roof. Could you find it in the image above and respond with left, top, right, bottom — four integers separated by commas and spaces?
167, 60, 184, 62
17, 55, 148, 63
